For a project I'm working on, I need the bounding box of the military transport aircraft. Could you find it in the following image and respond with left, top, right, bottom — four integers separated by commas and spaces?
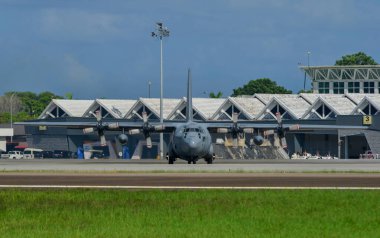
17, 69, 371, 164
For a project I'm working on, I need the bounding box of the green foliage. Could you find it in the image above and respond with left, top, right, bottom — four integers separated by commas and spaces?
232, 78, 292, 96
298, 89, 314, 94
65, 92, 73, 99
335, 52, 378, 65
1, 91, 63, 122
209, 91, 223, 98
1, 189, 380, 237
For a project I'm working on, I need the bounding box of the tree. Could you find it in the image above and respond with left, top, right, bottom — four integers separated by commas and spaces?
232, 78, 292, 96
335, 52, 377, 66
0, 93, 22, 114
65, 92, 73, 99
297, 89, 313, 94
209, 91, 223, 98
0, 91, 63, 122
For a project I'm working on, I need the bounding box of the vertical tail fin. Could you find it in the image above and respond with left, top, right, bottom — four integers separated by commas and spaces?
186, 69, 193, 122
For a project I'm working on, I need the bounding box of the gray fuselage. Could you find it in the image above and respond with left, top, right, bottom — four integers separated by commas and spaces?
170, 122, 213, 161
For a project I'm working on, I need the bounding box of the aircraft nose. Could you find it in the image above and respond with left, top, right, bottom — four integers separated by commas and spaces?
185, 137, 202, 154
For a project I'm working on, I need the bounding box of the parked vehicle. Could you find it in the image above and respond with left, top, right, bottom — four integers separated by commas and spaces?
23, 148, 43, 159
53, 150, 72, 159
41, 150, 54, 158
1, 151, 23, 159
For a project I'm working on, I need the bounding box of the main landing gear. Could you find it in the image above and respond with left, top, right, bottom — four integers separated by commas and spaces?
187, 160, 197, 164
166, 153, 175, 164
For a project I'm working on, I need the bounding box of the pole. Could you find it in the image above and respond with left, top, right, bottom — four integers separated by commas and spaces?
159, 37, 164, 160
303, 51, 311, 91
10, 93, 15, 143
148, 81, 151, 98
152, 22, 169, 160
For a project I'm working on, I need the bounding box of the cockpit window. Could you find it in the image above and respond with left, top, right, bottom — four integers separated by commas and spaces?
183, 128, 200, 133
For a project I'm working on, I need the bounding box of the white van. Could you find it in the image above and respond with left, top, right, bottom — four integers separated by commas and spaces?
23, 148, 43, 159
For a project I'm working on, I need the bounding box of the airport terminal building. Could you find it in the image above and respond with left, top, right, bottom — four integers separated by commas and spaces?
16, 65, 380, 159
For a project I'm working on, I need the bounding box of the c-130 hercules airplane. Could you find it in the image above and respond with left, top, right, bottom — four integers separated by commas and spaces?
18, 69, 329, 164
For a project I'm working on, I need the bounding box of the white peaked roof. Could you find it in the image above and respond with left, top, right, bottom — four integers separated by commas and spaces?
224, 97, 265, 119
38, 94, 379, 121
167, 98, 225, 120
126, 98, 181, 119
39, 99, 94, 119
299, 93, 320, 104
97, 99, 136, 118
192, 98, 225, 120
254, 94, 276, 104
352, 95, 380, 115
319, 95, 358, 115
344, 93, 367, 104
303, 95, 357, 119
257, 95, 311, 120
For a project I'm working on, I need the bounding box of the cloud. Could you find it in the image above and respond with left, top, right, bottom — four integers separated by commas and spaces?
63, 54, 94, 84
40, 8, 124, 42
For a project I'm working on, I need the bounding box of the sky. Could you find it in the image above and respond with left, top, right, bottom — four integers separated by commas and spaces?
1, 0, 380, 99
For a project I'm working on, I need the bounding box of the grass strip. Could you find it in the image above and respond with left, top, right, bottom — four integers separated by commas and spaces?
1, 189, 380, 238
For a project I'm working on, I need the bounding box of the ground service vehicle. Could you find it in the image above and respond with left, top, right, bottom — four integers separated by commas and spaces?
1, 151, 23, 159
23, 148, 43, 159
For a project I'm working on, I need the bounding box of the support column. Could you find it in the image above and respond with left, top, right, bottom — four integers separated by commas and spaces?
344, 136, 348, 159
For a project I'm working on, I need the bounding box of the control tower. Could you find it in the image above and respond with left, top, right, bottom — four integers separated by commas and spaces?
300, 65, 380, 94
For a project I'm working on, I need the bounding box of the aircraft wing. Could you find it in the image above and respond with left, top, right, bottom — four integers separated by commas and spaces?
16, 118, 179, 132
198, 120, 370, 132
16, 119, 98, 128
17, 119, 370, 131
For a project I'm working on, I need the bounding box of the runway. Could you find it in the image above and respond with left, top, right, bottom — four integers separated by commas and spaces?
2, 159, 380, 172
1, 159, 380, 188
1, 173, 380, 188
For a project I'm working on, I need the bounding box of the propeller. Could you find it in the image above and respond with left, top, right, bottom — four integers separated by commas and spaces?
128, 112, 165, 148
82, 111, 119, 146
217, 113, 254, 148
264, 112, 299, 149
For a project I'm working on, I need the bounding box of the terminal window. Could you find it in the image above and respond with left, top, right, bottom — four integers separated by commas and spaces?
333, 82, 344, 94
318, 82, 329, 94
348, 82, 360, 93
364, 82, 375, 93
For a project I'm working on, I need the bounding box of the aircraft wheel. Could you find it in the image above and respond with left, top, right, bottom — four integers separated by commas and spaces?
206, 158, 213, 164
168, 156, 174, 164
187, 160, 191, 164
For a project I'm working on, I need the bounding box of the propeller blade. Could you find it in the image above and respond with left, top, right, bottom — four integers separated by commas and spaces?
83, 128, 95, 134
146, 136, 152, 148
107, 122, 119, 129
217, 128, 229, 133
95, 110, 102, 121
243, 128, 254, 133
288, 124, 300, 131
232, 113, 238, 123
100, 135, 107, 146
233, 137, 238, 148
275, 112, 282, 124
128, 129, 141, 135
280, 137, 287, 149
264, 130, 275, 136
154, 125, 165, 131
142, 111, 148, 123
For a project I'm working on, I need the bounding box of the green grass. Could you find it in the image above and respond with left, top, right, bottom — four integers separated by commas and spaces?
1, 189, 380, 238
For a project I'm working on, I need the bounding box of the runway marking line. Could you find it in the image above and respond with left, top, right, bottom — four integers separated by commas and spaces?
1, 185, 380, 190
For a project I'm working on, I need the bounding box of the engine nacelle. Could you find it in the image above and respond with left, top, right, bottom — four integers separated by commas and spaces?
252, 135, 264, 146
117, 134, 128, 145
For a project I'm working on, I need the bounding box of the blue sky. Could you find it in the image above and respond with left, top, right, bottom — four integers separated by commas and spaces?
1, 0, 379, 99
